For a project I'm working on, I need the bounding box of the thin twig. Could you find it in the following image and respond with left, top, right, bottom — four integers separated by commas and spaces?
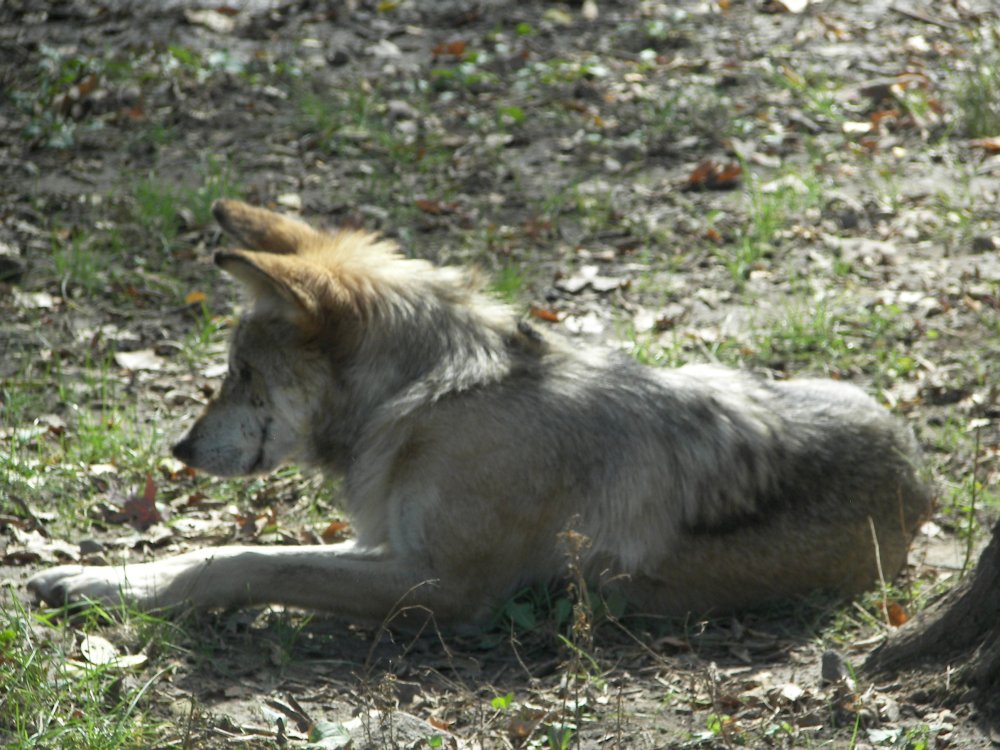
868, 516, 891, 628
889, 4, 959, 29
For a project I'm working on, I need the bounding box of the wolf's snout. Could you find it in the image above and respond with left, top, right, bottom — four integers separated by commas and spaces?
172, 436, 195, 464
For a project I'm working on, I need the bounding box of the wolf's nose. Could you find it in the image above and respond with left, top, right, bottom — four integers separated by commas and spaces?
172, 437, 194, 464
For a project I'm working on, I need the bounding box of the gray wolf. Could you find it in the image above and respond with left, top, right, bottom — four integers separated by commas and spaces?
28, 200, 931, 623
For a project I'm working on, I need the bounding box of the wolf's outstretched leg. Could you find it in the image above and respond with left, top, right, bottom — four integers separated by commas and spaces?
26, 543, 463, 622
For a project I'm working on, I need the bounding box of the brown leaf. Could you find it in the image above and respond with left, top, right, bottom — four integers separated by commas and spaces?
415, 198, 458, 215
432, 40, 467, 58
104, 474, 164, 530
870, 108, 900, 129
76, 73, 99, 99
683, 160, 742, 191
529, 305, 561, 323
970, 136, 1000, 153
886, 602, 909, 627
321, 520, 351, 542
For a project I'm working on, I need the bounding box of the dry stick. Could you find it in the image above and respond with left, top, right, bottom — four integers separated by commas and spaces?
888, 4, 959, 29
615, 680, 625, 750
868, 516, 891, 628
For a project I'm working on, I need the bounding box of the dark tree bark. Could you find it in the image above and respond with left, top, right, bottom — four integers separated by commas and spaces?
865, 520, 1000, 724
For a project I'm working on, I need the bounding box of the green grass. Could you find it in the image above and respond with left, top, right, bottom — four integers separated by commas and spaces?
774, 65, 846, 124
1, 353, 164, 532
131, 155, 242, 253
52, 232, 104, 293
955, 24, 1000, 137
723, 167, 824, 284
0, 599, 169, 749
295, 86, 449, 170
490, 265, 527, 302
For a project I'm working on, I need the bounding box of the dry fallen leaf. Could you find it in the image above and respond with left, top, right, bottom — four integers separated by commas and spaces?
184, 8, 236, 33
114, 349, 165, 372
764, 0, 808, 12
778, 682, 805, 703
682, 160, 742, 191
415, 198, 459, 215
104, 474, 164, 530
79, 634, 118, 665
886, 601, 909, 627
276, 192, 302, 210
555, 265, 624, 295
969, 136, 1000, 153
529, 305, 560, 323
320, 520, 351, 542
78, 634, 149, 670
432, 40, 467, 58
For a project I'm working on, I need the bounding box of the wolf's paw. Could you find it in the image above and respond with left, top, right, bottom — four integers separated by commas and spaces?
27, 564, 166, 612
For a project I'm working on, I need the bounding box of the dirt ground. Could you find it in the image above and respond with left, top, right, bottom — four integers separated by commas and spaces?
1, 0, 998, 748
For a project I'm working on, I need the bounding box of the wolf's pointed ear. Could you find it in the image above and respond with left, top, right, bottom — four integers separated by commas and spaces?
214, 250, 354, 320
213, 199, 322, 255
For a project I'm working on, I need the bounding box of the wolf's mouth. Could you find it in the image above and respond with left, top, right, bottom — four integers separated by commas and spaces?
250, 417, 273, 474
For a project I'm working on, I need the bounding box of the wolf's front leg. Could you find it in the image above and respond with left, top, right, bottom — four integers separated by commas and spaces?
27, 543, 457, 621
27, 548, 254, 613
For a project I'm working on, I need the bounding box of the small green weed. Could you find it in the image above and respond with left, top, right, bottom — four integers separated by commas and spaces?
640, 87, 734, 146
133, 176, 181, 249
131, 156, 241, 253
955, 24, 1000, 137
723, 168, 823, 283
775, 64, 846, 123
52, 232, 103, 293
528, 56, 609, 86
753, 300, 847, 368
491, 265, 526, 302
189, 155, 242, 227
296, 86, 448, 169
623, 326, 686, 370
13, 46, 109, 148
491, 691, 516, 711
430, 46, 500, 92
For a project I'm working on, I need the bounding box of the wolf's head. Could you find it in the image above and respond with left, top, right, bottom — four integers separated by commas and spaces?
172, 199, 515, 478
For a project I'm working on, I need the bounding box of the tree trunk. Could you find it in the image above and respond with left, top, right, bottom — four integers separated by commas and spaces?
865, 520, 1000, 723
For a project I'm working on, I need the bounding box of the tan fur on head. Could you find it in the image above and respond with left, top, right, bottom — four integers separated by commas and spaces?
214, 250, 361, 321
211, 201, 409, 327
